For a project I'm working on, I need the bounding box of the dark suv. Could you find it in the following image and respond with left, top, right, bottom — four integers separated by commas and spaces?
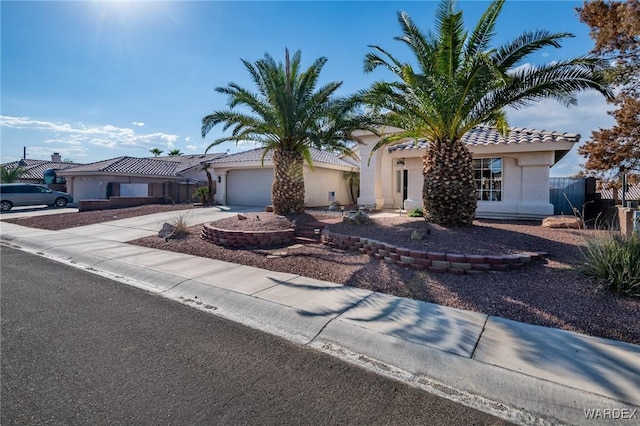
0, 183, 73, 212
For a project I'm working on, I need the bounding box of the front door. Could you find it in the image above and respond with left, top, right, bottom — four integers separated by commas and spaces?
402, 170, 408, 204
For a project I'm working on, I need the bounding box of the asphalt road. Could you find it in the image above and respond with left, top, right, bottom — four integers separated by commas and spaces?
1, 246, 510, 425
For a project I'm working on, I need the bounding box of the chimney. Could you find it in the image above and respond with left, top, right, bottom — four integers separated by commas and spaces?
51, 152, 62, 162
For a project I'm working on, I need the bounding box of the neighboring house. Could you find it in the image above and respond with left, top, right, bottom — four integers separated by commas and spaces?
57, 153, 226, 203
1, 153, 81, 187
356, 125, 581, 219
208, 147, 359, 207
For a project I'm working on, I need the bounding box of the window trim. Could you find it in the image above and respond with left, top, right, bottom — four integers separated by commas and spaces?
473, 157, 503, 202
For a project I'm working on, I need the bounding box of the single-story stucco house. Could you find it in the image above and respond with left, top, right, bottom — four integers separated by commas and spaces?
1, 153, 81, 188
355, 125, 581, 220
57, 153, 225, 203
207, 147, 359, 207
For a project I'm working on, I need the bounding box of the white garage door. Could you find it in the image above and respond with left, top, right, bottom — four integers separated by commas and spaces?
227, 168, 273, 206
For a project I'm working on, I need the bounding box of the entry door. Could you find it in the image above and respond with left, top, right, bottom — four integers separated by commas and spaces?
402, 170, 408, 202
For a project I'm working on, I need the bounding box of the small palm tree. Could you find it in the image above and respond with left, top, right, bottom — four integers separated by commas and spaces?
1, 166, 26, 183
168, 149, 183, 156
149, 148, 163, 157
200, 162, 214, 204
363, 0, 612, 225
202, 48, 376, 215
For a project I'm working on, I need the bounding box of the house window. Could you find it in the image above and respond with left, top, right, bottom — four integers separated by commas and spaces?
396, 170, 401, 193
474, 157, 502, 201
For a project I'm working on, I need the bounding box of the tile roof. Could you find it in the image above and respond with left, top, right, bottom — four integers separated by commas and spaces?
1, 159, 81, 180
386, 125, 581, 153
58, 157, 180, 177
149, 153, 227, 173
210, 147, 358, 168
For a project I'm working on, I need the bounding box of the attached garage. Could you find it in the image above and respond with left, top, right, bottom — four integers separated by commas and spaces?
226, 168, 273, 206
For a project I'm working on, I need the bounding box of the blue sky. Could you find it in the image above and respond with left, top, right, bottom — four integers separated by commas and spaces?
1, 0, 614, 176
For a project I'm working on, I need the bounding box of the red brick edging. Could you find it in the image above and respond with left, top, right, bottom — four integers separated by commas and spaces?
322, 231, 545, 275
200, 223, 296, 248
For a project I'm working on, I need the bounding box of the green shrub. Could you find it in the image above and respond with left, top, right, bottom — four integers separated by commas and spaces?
579, 231, 640, 297
408, 208, 423, 217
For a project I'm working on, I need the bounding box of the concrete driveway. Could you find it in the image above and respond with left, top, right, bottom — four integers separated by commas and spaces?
0, 205, 79, 219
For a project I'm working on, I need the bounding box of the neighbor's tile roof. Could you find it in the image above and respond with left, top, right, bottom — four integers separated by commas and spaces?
58, 156, 180, 176
149, 153, 227, 173
1, 159, 82, 180
600, 183, 640, 201
386, 125, 581, 153
210, 147, 359, 168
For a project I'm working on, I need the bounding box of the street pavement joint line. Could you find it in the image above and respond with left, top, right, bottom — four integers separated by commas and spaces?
248, 274, 302, 296
470, 315, 489, 359
306, 291, 376, 346
161, 276, 204, 293
186, 263, 244, 281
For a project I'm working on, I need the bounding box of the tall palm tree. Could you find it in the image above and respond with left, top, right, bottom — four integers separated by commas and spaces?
202, 48, 376, 215
1, 166, 26, 183
363, 0, 612, 226
168, 148, 183, 156
149, 148, 163, 157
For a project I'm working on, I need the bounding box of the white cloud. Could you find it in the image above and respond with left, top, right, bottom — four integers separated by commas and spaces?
186, 144, 197, 150
0, 115, 179, 150
507, 91, 615, 177
185, 136, 191, 142
132, 121, 145, 127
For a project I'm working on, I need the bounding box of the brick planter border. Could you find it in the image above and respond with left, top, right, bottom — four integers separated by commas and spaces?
201, 223, 296, 248
323, 231, 543, 275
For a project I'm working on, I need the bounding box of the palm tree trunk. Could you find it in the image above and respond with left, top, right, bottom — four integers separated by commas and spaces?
422, 140, 476, 226
272, 149, 305, 215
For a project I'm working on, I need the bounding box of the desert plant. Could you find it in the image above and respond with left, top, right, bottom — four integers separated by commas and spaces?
408, 208, 424, 217
193, 187, 209, 205
169, 214, 190, 239
579, 231, 640, 297
149, 148, 163, 157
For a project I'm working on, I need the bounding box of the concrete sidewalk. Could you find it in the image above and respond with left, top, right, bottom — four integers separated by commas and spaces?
1, 210, 638, 426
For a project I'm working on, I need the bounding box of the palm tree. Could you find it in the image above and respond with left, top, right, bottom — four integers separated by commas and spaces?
149, 148, 163, 157
202, 48, 376, 215
200, 162, 214, 205
1, 166, 26, 183
168, 149, 183, 156
363, 0, 612, 226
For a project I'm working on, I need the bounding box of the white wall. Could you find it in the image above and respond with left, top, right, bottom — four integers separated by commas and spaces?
303, 167, 352, 207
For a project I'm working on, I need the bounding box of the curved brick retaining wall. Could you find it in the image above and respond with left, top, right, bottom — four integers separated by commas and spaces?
201, 223, 296, 248
322, 231, 544, 275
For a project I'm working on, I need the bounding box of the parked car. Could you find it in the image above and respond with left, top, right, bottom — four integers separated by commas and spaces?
0, 183, 73, 212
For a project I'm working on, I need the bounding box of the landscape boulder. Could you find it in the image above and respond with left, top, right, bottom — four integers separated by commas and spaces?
541, 216, 583, 229
158, 223, 175, 238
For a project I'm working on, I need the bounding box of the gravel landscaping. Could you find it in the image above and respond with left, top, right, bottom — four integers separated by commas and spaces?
3, 204, 638, 345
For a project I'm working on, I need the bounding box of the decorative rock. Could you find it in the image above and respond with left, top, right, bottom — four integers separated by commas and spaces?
237, 214, 247, 220
542, 216, 583, 229
158, 223, 175, 238
411, 230, 426, 240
